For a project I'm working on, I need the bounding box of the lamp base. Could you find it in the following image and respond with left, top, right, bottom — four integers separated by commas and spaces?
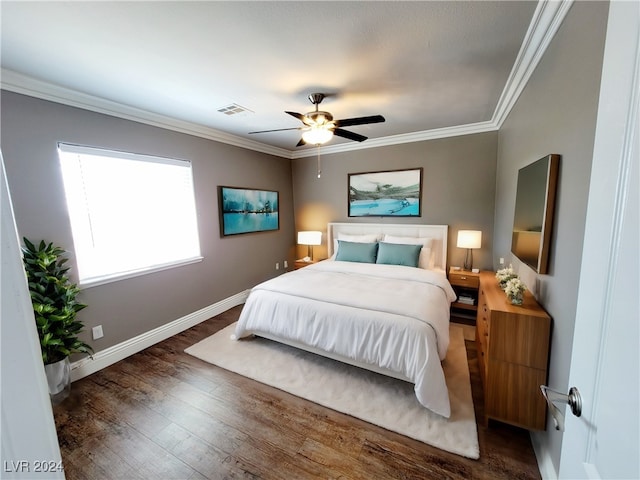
463, 249, 473, 271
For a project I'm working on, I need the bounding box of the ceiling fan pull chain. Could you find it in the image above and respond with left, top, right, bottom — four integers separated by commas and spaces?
317, 147, 322, 179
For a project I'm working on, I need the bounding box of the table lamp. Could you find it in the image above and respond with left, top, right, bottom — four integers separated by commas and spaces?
297, 231, 322, 261
457, 230, 482, 271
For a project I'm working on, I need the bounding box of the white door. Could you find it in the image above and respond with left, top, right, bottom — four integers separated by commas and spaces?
559, 2, 639, 479
1, 154, 65, 478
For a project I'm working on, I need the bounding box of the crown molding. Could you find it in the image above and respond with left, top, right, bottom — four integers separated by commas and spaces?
492, 0, 574, 128
290, 121, 498, 159
0, 69, 293, 159
1, 0, 570, 159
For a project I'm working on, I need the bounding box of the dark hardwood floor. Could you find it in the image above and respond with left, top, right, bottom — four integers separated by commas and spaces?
53, 306, 541, 479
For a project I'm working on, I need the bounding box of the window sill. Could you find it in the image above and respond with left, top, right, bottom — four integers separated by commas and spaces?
79, 256, 204, 289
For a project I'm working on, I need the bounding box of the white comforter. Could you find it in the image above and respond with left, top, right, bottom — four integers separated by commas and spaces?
234, 260, 457, 417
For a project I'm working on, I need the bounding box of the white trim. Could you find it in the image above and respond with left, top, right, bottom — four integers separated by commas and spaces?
0, 69, 293, 159
70, 290, 250, 381
530, 432, 559, 479
0, 3, 571, 158
80, 256, 204, 289
291, 121, 498, 159
492, 0, 574, 128
58, 141, 192, 167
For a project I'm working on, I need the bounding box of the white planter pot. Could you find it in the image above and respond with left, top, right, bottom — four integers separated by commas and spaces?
44, 357, 71, 404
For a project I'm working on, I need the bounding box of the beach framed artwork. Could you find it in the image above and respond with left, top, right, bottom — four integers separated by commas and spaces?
218, 186, 279, 236
348, 168, 423, 217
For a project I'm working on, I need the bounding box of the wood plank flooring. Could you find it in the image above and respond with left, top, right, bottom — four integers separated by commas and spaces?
53, 306, 542, 479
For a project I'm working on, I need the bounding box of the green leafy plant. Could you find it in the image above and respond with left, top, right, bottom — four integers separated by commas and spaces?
22, 238, 93, 365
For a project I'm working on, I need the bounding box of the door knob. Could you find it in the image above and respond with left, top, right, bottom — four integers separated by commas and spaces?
540, 385, 582, 431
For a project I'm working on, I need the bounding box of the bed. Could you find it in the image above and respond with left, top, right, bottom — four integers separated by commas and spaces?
233, 223, 457, 418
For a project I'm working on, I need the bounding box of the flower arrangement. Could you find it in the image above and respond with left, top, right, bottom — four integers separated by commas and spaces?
496, 264, 517, 289
504, 277, 526, 305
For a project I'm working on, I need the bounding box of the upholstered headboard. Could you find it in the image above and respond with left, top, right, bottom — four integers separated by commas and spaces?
327, 222, 448, 271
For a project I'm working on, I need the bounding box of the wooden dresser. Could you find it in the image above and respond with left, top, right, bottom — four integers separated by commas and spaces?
476, 271, 551, 430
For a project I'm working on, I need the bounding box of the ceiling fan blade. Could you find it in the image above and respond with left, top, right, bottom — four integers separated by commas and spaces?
333, 128, 367, 142
296, 138, 307, 147
285, 111, 306, 122
248, 127, 301, 134
334, 115, 385, 128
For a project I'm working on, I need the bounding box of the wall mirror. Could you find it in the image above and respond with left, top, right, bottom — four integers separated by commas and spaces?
511, 154, 560, 274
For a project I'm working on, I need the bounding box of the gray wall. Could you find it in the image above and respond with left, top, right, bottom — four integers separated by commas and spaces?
2, 3, 610, 471
494, 1, 608, 474
1, 91, 295, 351
292, 132, 498, 270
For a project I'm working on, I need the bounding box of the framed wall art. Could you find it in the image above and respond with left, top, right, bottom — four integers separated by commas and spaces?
218, 186, 279, 236
348, 168, 423, 217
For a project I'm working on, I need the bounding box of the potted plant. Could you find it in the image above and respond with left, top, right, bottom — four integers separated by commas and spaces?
21, 238, 93, 404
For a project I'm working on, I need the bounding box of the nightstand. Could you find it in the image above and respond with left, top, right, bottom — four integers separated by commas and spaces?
448, 268, 480, 319
294, 260, 318, 270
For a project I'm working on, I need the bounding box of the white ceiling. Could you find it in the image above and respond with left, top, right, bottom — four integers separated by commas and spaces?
2, 1, 556, 159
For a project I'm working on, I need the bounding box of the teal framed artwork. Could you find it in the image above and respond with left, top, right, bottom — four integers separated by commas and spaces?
219, 186, 279, 236
348, 168, 422, 217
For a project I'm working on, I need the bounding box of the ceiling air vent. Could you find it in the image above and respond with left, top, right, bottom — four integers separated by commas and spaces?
217, 103, 253, 117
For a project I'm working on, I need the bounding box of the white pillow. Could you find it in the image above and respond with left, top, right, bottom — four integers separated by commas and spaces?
332, 233, 382, 258
383, 235, 434, 269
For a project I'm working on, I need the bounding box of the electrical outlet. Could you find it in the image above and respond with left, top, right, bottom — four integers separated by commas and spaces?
284, 260, 288, 269
499, 257, 505, 265
275, 262, 280, 270
92, 325, 104, 340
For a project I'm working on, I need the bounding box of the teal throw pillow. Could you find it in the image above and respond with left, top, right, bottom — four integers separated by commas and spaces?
335, 240, 378, 263
376, 242, 422, 267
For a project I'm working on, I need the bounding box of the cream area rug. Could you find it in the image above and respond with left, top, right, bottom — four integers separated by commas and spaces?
185, 323, 479, 459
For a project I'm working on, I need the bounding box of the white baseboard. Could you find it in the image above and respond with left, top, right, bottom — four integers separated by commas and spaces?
530, 431, 558, 479
70, 290, 250, 382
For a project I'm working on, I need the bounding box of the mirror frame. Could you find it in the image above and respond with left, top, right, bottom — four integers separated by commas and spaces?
511, 154, 560, 274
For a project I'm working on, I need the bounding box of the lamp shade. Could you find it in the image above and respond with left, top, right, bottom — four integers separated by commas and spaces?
297, 231, 322, 246
301, 126, 334, 145
457, 230, 482, 249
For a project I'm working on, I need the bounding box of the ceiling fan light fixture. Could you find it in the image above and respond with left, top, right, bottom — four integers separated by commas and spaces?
302, 125, 334, 145
248, 92, 384, 148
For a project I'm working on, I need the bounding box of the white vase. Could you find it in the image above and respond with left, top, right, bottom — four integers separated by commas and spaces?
44, 357, 71, 404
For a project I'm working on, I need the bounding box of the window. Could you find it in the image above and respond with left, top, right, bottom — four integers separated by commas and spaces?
58, 143, 202, 286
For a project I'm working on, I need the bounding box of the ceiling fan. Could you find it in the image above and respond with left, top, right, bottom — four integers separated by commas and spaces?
249, 93, 385, 147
